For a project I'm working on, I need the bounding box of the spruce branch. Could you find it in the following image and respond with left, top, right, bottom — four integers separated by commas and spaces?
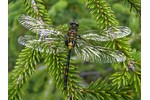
24, 0, 52, 24
43, 50, 65, 90
85, 0, 119, 30
80, 78, 133, 100
109, 70, 132, 89
105, 37, 132, 71
43, 49, 83, 99
8, 0, 140, 99
111, 49, 141, 98
85, 0, 133, 69
129, 49, 141, 97
107, 38, 132, 58
123, 0, 141, 16
8, 47, 40, 100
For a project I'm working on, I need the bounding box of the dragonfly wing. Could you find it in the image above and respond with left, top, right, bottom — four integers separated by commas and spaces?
18, 15, 62, 36
18, 35, 65, 53
75, 41, 126, 63
80, 26, 131, 41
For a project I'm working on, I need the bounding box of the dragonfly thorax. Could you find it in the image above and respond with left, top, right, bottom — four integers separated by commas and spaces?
65, 21, 79, 50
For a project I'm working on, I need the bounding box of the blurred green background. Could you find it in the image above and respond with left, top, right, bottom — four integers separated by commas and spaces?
8, 0, 141, 100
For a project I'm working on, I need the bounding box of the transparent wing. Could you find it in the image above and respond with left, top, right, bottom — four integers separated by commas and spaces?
18, 35, 65, 53
80, 26, 131, 41
18, 15, 62, 36
74, 40, 126, 63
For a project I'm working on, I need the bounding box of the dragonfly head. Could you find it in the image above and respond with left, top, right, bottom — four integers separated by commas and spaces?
69, 20, 79, 29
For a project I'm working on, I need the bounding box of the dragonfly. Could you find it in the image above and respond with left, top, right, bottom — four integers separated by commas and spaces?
18, 15, 131, 90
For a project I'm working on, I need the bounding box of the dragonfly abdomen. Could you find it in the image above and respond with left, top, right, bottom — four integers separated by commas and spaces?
64, 50, 71, 90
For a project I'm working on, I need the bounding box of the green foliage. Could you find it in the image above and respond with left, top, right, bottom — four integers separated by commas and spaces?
8, 0, 141, 100
43, 49, 82, 90
109, 70, 132, 88
105, 38, 132, 58
24, 0, 52, 24
81, 78, 133, 100
8, 0, 24, 71
85, 0, 119, 30
110, 49, 141, 98
123, 0, 141, 16
9, 47, 40, 100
